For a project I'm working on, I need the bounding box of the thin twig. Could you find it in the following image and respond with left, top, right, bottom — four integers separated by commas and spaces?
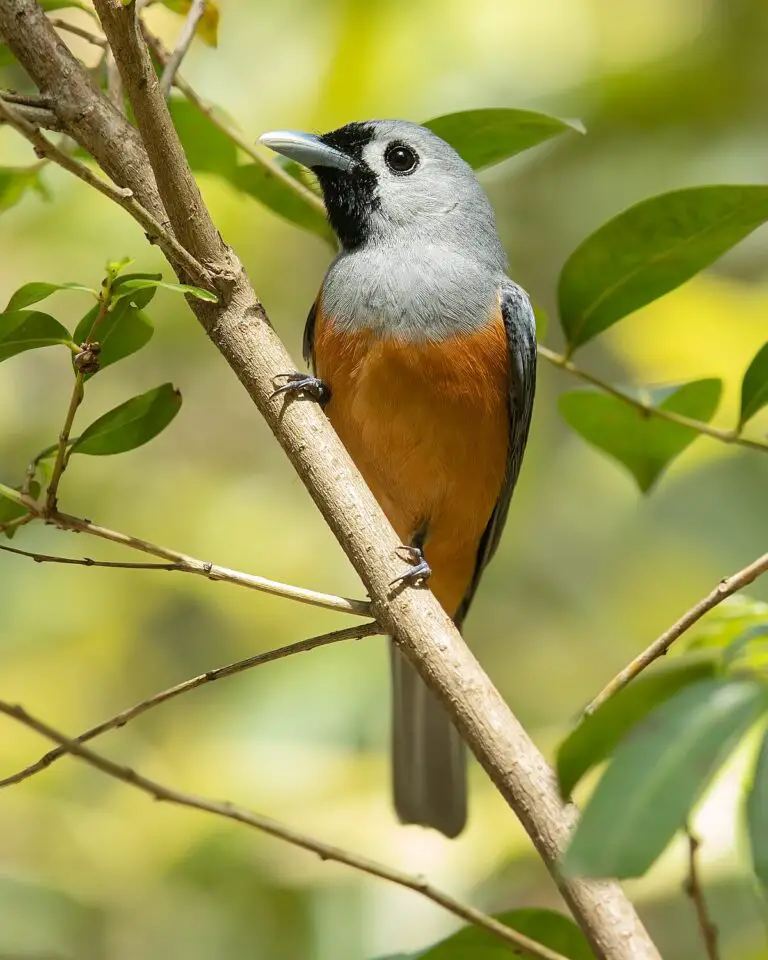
105, 48, 124, 113
0, 622, 379, 789
48, 17, 107, 47
538, 345, 768, 455
585, 551, 768, 715
0, 485, 371, 617
0, 98, 211, 288
0, 91, 62, 131
159, 0, 205, 97
684, 826, 719, 959
141, 25, 327, 217
0, 542, 180, 570
0, 701, 568, 960
44, 372, 84, 514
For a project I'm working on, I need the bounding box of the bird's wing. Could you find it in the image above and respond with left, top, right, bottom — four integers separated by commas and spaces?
303, 297, 319, 367
454, 279, 537, 628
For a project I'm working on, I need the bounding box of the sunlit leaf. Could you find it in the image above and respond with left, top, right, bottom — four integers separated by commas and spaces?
231, 162, 333, 242
747, 725, 768, 892
5, 281, 96, 312
0, 481, 38, 540
686, 596, 768, 653
558, 379, 722, 492
72, 383, 181, 455
159, 0, 219, 47
111, 277, 217, 303
740, 341, 768, 428
558, 185, 768, 349
0, 167, 47, 215
111, 272, 162, 310
565, 678, 768, 878
106, 256, 135, 278
0, 310, 73, 361
39, 0, 95, 12
724, 625, 768, 675
416, 909, 593, 959
73, 300, 154, 374
557, 655, 718, 799
423, 109, 583, 171
168, 97, 237, 176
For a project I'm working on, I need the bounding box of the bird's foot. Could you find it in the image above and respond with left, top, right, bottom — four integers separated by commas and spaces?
271, 372, 331, 407
390, 545, 432, 588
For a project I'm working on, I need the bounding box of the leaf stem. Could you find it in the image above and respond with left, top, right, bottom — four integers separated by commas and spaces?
684, 826, 719, 959
538, 344, 768, 454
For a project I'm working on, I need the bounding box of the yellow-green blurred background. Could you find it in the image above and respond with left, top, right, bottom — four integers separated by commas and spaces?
2, 0, 768, 956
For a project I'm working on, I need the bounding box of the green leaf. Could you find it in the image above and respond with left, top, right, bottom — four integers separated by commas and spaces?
0, 481, 38, 539
747, 725, 768, 891
558, 379, 722, 492
159, 0, 219, 46
565, 678, 768, 878
72, 383, 182, 456
73, 300, 154, 374
39, 0, 96, 12
0, 310, 73, 361
111, 278, 217, 303
106, 256, 135, 279
740, 341, 768, 427
111, 273, 162, 309
168, 97, 237, 177
557, 654, 719, 799
416, 909, 593, 959
231, 163, 333, 242
558, 185, 768, 350
686, 596, 768, 653
423, 109, 583, 172
0, 167, 47, 215
5, 281, 96, 312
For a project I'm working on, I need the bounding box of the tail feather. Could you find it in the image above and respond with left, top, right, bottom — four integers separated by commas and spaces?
390, 643, 467, 838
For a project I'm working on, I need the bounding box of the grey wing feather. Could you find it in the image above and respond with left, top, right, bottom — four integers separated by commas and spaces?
454, 280, 537, 628
303, 299, 318, 367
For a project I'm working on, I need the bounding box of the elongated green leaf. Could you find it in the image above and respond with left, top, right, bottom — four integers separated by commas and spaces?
73, 300, 154, 375
0, 166, 47, 215
740, 342, 768, 427
0, 481, 38, 539
169, 97, 237, 176
565, 678, 768, 878
424, 109, 583, 171
5, 281, 96, 312
39, 0, 95, 11
416, 909, 593, 959
747, 725, 768, 891
111, 272, 161, 310
686, 596, 768, 653
111, 278, 217, 303
231, 163, 333, 242
72, 383, 181, 456
0, 310, 73, 361
557, 655, 718, 799
559, 379, 722, 492
558, 186, 768, 349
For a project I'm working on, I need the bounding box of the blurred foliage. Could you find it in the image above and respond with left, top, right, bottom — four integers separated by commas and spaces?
3, 0, 768, 958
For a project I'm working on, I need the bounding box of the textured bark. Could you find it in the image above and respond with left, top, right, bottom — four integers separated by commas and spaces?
0, 2, 661, 956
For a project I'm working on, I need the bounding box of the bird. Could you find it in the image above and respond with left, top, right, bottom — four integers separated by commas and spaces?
259, 120, 537, 838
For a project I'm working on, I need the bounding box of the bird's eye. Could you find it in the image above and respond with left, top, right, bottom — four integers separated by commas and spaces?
384, 142, 419, 175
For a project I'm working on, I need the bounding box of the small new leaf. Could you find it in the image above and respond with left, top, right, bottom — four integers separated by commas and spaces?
557, 655, 719, 799
0, 310, 73, 362
558, 185, 768, 349
564, 678, 768, 878
558, 379, 722, 492
423, 109, 583, 171
740, 341, 768, 427
72, 383, 182, 456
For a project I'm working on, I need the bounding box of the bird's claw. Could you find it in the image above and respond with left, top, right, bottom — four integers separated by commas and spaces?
390, 546, 432, 588
271, 372, 331, 406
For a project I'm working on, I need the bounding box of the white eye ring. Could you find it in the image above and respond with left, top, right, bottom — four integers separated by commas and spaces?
384, 142, 419, 175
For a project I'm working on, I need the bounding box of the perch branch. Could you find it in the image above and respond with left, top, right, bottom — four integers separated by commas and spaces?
0, 621, 379, 789
585, 551, 768, 715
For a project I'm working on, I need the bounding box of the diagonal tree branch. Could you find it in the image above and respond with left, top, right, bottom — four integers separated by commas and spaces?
0, 3, 659, 955
0, 700, 570, 960
585, 550, 768, 715
158, 0, 204, 96
0, 621, 379, 789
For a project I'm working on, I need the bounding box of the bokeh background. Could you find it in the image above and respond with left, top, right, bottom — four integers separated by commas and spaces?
2, 0, 768, 956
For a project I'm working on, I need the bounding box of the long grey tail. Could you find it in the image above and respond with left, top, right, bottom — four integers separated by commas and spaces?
390, 643, 467, 838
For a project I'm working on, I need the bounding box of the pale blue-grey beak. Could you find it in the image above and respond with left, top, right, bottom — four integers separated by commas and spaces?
258, 130, 355, 172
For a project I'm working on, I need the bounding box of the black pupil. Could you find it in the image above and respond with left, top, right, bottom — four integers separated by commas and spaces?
386, 144, 417, 173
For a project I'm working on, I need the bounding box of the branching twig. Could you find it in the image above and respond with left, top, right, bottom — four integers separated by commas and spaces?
0, 97, 210, 287
0, 621, 379, 789
0, 542, 180, 571
0, 485, 371, 617
684, 826, 719, 960
158, 0, 204, 96
585, 551, 768, 715
0, 701, 568, 960
538, 345, 768, 455
48, 16, 107, 47
0, 91, 62, 131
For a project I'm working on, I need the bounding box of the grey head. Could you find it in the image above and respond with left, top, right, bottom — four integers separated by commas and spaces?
260, 120, 509, 340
